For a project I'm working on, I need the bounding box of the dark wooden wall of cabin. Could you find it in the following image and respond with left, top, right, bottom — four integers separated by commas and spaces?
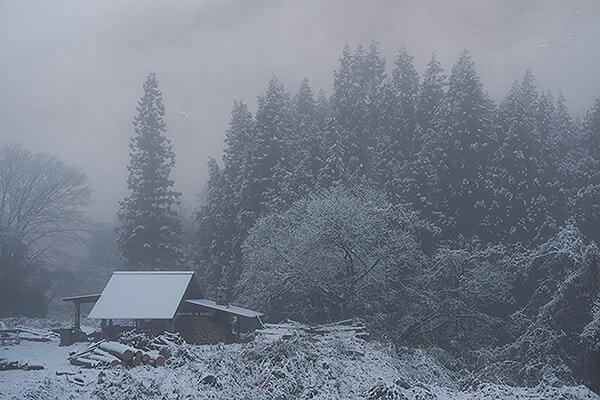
175, 316, 227, 344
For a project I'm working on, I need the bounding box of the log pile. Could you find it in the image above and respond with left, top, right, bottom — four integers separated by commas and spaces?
68, 339, 166, 368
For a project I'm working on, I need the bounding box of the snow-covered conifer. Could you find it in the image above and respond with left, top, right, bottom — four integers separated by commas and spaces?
117, 72, 182, 270
434, 51, 495, 241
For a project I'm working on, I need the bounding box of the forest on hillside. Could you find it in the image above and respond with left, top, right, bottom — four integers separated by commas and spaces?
2, 43, 600, 390
196, 44, 600, 390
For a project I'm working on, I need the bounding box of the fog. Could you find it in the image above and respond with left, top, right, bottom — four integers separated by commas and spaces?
1, 0, 599, 222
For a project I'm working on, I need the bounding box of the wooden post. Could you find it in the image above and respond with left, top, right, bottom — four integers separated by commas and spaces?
74, 302, 81, 332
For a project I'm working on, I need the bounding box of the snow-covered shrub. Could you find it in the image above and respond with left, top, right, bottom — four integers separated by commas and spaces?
396, 240, 516, 350
237, 185, 427, 324
476, 226, 600, 389
581, 294, 600, 351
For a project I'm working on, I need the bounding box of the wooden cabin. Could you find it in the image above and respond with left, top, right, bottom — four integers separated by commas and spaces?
63, 271, 264, 345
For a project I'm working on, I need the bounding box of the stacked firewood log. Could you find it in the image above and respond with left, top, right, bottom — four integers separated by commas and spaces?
68, 340, 165, 368
0, 358, 44, 371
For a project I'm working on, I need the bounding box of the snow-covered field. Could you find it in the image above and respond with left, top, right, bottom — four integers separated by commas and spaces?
1, 319, 598, 400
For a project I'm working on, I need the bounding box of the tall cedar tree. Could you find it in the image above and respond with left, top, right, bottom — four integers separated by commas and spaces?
412, 55, 447, 225
292, 79, 321, 197
221, 100, 256, 289
332, 43, 386, 180
252, 75, 295, 212
436, 51, 495, 241
318, 119, 348, 188
376, 48, 420, 204
491, 72, 559, 244
118, 72, 182, 270
573, 98, 600, 242
195, 157, 227, 294
196, 101, 256, 295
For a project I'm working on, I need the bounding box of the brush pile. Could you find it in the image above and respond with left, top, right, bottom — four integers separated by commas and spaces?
255, 319, 368, 340
0, 327, 59, 345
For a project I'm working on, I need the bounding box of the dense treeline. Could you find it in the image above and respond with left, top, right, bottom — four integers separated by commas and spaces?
196, 43, 600, 388
198, 43, 600, 292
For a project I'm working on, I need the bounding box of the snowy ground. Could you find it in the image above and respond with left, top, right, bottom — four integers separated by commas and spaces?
1, 319, 599, 400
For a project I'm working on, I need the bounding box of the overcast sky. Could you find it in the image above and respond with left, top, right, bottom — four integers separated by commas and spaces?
1, 0, 599, 222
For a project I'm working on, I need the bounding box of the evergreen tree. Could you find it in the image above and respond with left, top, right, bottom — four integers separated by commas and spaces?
573, 98, 600, 242
223, 100, 255, 203
554, 92, 575, 159
223, 100, 257, 288
117, 72, 182, 270
555, 93, 582, 229
582, 98, 600, 158
314, 90, 331, 134
318, 120, 348, 187
435, 51, 495, 241
538, 91, 568, 233
417, 55, 447, 139
410, 55, 448, 226
376, 48, 420, 204
293, 79, 316, 141
332, 42, 386, 180
221, 100, 256, 244
196, 157, 227, 294
197, 100, 256, 294
491, 71, 555, 243
292, 79, 322, 196
387, 47, 420, 157
252, 75, 295, 212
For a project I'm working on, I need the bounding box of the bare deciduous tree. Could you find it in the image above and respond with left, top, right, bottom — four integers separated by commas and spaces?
0, 144, 91, 316
0, 143, 90, 265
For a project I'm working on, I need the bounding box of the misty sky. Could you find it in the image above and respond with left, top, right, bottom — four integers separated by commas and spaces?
1, 0, 599, 222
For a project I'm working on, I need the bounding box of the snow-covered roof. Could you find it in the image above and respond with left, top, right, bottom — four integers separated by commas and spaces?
88, 271, 198, 320
186, 299, 265, 318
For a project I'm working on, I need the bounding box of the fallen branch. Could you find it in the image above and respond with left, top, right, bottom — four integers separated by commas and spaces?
56, 371, 76, 376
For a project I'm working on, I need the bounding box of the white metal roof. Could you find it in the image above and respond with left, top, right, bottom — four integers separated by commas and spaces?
186, 299, 265, 318
88, 271, 195, 319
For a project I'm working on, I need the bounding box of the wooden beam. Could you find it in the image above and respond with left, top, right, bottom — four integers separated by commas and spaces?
75, 302, 81, 331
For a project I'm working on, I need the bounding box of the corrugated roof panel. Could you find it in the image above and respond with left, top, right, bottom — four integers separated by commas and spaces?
186, 299, 264, 318
88, 271, 194, 319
